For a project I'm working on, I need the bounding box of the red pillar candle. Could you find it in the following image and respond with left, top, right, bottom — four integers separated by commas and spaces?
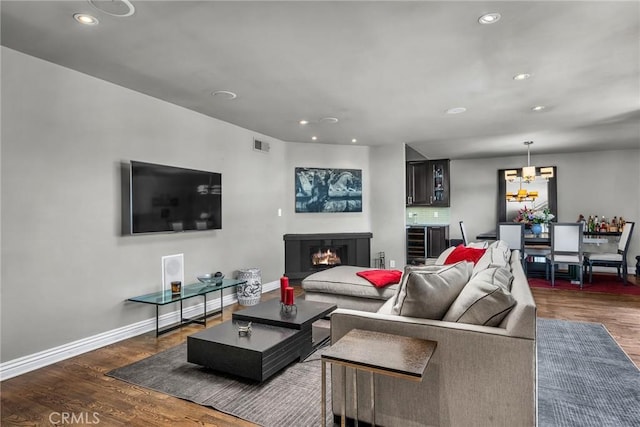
285, 286, 295, 306
280, 276, 289, 302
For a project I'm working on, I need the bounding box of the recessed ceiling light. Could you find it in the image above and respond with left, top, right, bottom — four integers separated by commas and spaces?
211, 90, 237, 100
351, 139, 358, 143
513, 73, 531, 81
299, 120, 309, 125
320, 117, 339, 124
446, 107, 466, 114
73, 13, 99, 25
311, 136, 318, 141
478, 13, 501, 24
531, 105, 546, 112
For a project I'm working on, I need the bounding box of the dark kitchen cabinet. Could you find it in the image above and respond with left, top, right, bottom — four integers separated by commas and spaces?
406, 159, 450, 206
426, 226, 449, 258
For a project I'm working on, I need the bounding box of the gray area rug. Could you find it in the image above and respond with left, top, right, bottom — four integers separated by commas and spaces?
537, 318, 640, 426
108, 343, 332, 426
108, 319, 640, 426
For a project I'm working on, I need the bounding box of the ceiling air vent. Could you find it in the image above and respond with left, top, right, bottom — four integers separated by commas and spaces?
89, 0, 135, 17
253, 138, 270, 153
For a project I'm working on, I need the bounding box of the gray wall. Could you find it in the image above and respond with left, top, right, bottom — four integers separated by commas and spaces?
370, 144, 406, 269
1, 48, 292, 362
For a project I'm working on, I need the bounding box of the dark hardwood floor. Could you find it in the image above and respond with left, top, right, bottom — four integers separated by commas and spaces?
2, 277, 639, 426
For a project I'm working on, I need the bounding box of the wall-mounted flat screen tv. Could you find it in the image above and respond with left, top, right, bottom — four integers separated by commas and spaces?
122, 161, 222, 234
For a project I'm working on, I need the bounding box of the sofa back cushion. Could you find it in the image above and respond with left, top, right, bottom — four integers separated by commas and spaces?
443, 267, 516, 326
472, 241, 511, 276
392, 261, 473, 319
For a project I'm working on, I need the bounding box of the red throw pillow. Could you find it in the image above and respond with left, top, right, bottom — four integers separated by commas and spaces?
444, 245, 487, 265
356, 269, 403, 288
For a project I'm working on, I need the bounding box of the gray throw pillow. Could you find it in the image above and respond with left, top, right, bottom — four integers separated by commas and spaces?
442, 267, 516, 326
390, 264, 445, 308
392, 261, 473, 319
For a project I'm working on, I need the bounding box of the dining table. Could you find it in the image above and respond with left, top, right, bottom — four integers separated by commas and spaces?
475, 230, 619, 246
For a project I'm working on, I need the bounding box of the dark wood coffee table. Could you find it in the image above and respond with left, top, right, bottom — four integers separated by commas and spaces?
187, 298, 336, 382
187, 321, 305, 382
232, 298, 337, 359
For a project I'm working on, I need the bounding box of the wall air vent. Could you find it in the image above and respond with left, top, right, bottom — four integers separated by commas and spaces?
253, 138, 270, 153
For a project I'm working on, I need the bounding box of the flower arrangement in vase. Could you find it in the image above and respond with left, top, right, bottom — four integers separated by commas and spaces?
532, 208, 555, 235
514, 207, 555, 235
513, 207, 536, 228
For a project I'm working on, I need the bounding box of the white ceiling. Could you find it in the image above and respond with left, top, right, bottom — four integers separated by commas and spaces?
2, 1, 639, 159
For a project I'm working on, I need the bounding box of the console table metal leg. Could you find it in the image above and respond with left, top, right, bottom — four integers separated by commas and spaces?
321, 360, 327, 427
353, 369, 358, 426
371, 372, 375, 427
155, 306, 160, 337
202, 295, 207, 326
341, 365, 346, 427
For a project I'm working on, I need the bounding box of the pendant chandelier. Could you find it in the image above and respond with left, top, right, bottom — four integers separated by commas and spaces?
505, 141, 536, 183
504, 141, 554, 184
504, 141, 554, 202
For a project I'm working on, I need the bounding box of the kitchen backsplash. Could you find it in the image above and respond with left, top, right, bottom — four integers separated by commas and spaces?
406, 207, 450, 225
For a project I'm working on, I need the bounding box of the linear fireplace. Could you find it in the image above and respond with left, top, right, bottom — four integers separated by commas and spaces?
310, 245, 344, 268
283, 232, 372, 280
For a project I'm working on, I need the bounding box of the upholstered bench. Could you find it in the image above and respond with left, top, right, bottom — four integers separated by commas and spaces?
302, 265, 401, 312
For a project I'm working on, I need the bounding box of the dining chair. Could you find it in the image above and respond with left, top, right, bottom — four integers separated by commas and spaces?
459, 221, 469, 246
583, 221, 635, 284
497, 222, 526, 273
545, 222, 584, 288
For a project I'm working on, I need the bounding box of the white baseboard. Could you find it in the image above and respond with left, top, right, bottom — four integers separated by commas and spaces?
0, 280, 280, 381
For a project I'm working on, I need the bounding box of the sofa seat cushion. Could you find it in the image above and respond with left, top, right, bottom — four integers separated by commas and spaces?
443, 267, 516, 326
391, 261, 474, 319
302, 266, 399, 301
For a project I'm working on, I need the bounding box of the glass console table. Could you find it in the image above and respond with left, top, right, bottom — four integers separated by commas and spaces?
128, 279, 246, 336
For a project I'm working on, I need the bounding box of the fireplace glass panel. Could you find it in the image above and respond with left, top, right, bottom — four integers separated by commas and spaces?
310, 245, 346, 268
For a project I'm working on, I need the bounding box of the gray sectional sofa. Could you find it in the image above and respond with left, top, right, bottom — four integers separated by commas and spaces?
302, 243, 537, 427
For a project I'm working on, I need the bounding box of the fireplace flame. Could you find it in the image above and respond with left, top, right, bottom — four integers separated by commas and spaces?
312, 249, 341, 266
